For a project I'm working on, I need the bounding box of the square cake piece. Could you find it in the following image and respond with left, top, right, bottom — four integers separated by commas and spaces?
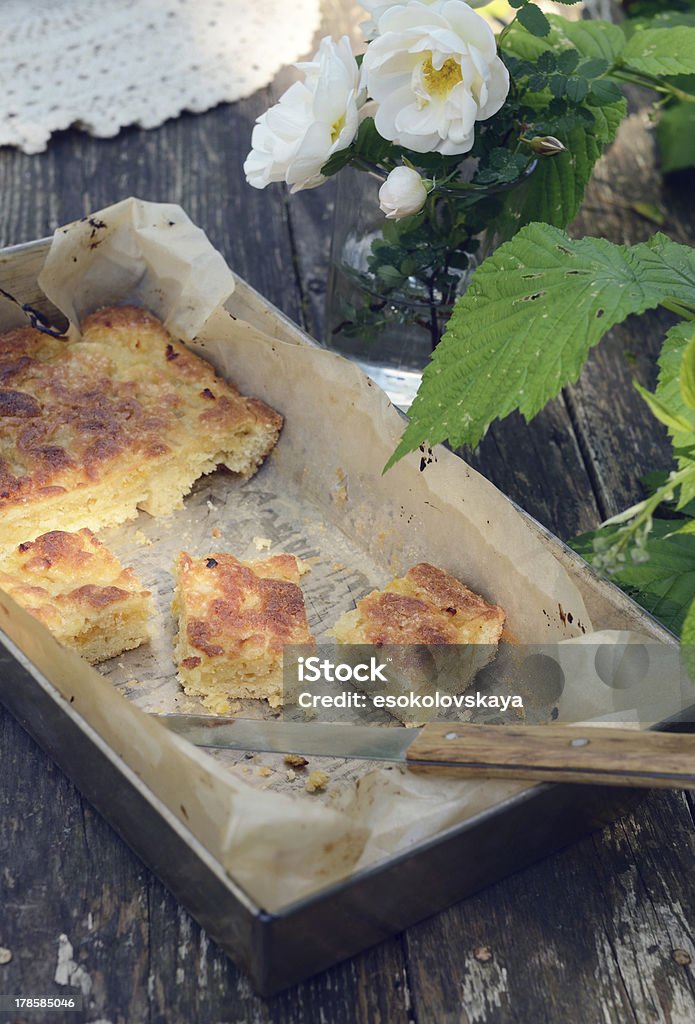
330, 562, 505, 723
0, 306, 282, 550
173, 552, 314, 712
0, 529, 152, 664
331, 563, 505, 646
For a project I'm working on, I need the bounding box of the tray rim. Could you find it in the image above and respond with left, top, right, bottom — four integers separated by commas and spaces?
0, 231, 685, 996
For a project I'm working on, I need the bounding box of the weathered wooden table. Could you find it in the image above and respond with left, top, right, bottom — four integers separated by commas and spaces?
1, 3, 694, 1021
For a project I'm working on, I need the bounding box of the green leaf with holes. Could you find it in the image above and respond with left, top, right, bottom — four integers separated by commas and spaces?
621, 27, 695, 76
385, 226, 695, 469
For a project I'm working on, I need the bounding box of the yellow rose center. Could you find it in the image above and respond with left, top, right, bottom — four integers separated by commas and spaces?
331, 114, 346, 143
420, 55, 463, 99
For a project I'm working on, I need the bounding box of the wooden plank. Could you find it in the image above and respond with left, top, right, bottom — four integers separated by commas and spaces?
405, 791, 695, 1024
467, 401, 601, 540
0, 95, 303, 326
0, 709, 413, 1022
567, 100, 693, 519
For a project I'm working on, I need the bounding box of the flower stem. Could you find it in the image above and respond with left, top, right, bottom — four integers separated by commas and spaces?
611, 67, 695, 104
426, 275, 442, 353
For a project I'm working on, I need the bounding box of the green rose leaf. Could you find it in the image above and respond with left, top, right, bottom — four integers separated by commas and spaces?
565, 76, 589, 103
500, 13, 626, 230
516, 3, 551, 39
320, 146, 354, 178
386, 226, 695, 469
588, 79, 623, 106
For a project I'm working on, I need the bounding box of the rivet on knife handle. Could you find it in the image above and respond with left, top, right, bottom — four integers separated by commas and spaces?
404, 722, 695, 789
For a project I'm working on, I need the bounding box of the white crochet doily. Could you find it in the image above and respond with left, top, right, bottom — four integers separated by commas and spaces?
0, 0, 323, 153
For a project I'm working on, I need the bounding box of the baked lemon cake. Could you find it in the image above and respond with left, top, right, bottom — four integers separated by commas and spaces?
331, 563, 505, 646
0, 305, 282, 551
330, 562, 505, 723
173, 551, 314, 711
0, 529, 152, 663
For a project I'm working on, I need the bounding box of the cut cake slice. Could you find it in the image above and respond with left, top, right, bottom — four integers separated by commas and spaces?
330, 562, 506, 724
173, 551, 314, 712
331, 562, 505, 646
0, 529, 152, 664
0, 305, 282, 550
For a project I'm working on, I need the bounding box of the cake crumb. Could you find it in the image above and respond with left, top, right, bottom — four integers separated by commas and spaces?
332, 562, 346, 572
211, 526, 221, 538
134, 529, 152, 546
253, 536, 272, 551
206, 500, 217, 512
305, 770, 329, 793
286, 769, 296, 782
257, 766, 272, 778
284, 754, 308, 769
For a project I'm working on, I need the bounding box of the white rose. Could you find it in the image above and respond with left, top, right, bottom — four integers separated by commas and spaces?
379, 166, 429, 219
362, 0, 509, 156
360, 0, 493, 41
244, 36, 364, 193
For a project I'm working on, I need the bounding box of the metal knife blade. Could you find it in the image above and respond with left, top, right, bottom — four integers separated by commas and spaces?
154, 714, 695, 789
156, 714, 415, 762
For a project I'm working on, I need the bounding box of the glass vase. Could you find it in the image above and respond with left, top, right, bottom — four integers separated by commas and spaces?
324, 162, 535, 410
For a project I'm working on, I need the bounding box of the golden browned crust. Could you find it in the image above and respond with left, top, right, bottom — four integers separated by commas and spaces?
173, 551, 314, 711
176, 551, 312, 658
0, 528, 152, 663
0, 306, 283, 548
331, 562, 505, 645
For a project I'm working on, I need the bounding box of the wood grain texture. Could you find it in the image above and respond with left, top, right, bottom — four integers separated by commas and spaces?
0, 92, 304, 328
0, 2, 694, 1022
566, 96, 693, 521
404, 789, 695, 1024
406, 723, 695, 789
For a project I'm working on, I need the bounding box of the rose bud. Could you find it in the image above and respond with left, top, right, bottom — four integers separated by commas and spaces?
527, 135, 566, 156
378, 166, 429, 220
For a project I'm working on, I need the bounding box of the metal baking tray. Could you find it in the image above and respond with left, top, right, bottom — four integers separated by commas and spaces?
0, 234, 687, 996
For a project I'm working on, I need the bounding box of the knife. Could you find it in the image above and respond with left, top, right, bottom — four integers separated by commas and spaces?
155, 715, 695, 789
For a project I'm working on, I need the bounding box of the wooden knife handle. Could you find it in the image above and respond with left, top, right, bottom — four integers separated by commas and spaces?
405, 722, 695, 789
